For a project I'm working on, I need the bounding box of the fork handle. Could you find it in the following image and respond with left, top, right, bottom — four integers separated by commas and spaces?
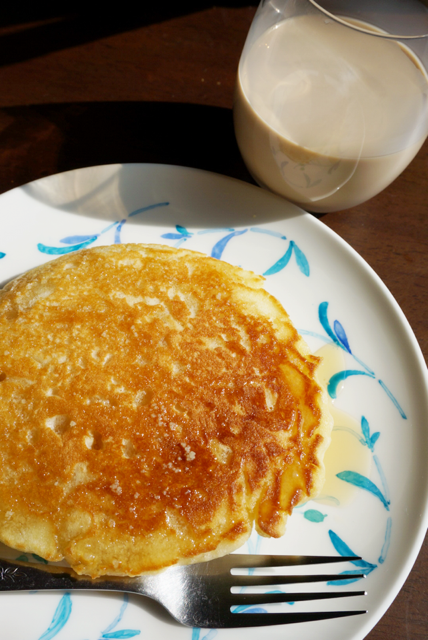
0, 559, 153, 597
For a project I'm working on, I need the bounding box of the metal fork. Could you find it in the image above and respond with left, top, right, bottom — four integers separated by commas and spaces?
0, 555, 366, 628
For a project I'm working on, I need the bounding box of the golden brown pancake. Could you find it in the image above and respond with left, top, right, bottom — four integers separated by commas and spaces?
0, 243, 331, 577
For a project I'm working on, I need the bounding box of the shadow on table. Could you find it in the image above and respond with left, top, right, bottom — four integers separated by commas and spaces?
0, 101, 255, 194
0, 2, 259, 67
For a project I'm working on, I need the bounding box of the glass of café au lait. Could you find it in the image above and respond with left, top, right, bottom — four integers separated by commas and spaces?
234, 0, 428, 212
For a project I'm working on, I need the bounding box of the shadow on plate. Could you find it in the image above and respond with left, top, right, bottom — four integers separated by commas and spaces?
0, 101, 306, 229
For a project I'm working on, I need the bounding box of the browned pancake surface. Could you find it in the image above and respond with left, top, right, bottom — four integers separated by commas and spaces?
0, 244, 331, 576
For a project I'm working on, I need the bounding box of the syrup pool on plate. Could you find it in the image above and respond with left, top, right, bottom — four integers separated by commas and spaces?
234, 13, 428, 212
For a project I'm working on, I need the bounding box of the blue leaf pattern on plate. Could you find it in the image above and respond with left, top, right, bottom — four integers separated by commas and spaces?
370, 432, 381, 448
373, 454, 390, 504
378, 379, 407, 419
361, 416, 371, 446
96, 594, 141, 639
37, 593, 72, 640
263, 242, 293, 275
32, 554, 48, 564
327, 530, 377, 584
318, 301, 341, 347
328, 530, 359, 561
59, 234, 99, 244
359, 416, 381, 452
327, 370, 375, 398
379, 517, 392, 564
291, 241, 310, 276
161, 225, 193, 245
162, 233, 185, 240
38, 203, 170, 255
262, 240, 309, 277
35, 204, 311, 281
333, 319, 351, 353
100, 595, 129, 635
38, 237, 97, 255
232, 606, 268, 614
176, 225, 192, 236
318, 302, 406, 418
211, 230, 248, 259
303, 509, 327, 523
114, 219, 127, 244
336, 471, 390, 510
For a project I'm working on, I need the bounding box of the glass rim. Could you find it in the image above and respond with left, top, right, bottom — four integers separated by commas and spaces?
309, 0, 428, 39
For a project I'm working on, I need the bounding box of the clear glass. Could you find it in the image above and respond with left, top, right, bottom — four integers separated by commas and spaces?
233, 0, 428, 212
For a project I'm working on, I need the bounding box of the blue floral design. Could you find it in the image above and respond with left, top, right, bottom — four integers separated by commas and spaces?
336, 471, 389, 510
317, 301, 406, 418
98, 594, 140, 639
211, 230, 248, 259
161, 225, 309, 276
36, 199, 310, 280
29, 592, 140, 640
379, 517, 393, 564
37, 202, 170, 254
231, 605, 268, 614
333, 416, 390, 509
303, 509, 327, 523
16, 553, 48, 564
327, 530, 377, 585
361, 415, 380, 451
301, 299, 400, 565
37, 594, 72, 640
262, 239, 309, 276
161, 225, 193, 248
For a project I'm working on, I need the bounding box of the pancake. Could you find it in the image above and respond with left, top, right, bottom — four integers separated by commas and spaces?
0, 243, 332, 577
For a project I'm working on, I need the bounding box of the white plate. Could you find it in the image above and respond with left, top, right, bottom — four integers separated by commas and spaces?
0, 164, 427, 640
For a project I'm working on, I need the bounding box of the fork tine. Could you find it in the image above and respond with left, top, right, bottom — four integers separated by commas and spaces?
222, 610, 367, 628
232, 590, 366, 605
228, 555, 361, 568
232, 573, 365, 586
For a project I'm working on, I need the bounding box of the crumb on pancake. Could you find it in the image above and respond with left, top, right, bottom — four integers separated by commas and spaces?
0, 243, 332, 577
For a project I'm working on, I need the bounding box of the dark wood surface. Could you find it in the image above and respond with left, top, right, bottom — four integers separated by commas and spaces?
0, 3, 426, 638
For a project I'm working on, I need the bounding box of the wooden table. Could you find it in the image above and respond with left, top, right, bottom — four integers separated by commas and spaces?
0, 3, 426, 638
